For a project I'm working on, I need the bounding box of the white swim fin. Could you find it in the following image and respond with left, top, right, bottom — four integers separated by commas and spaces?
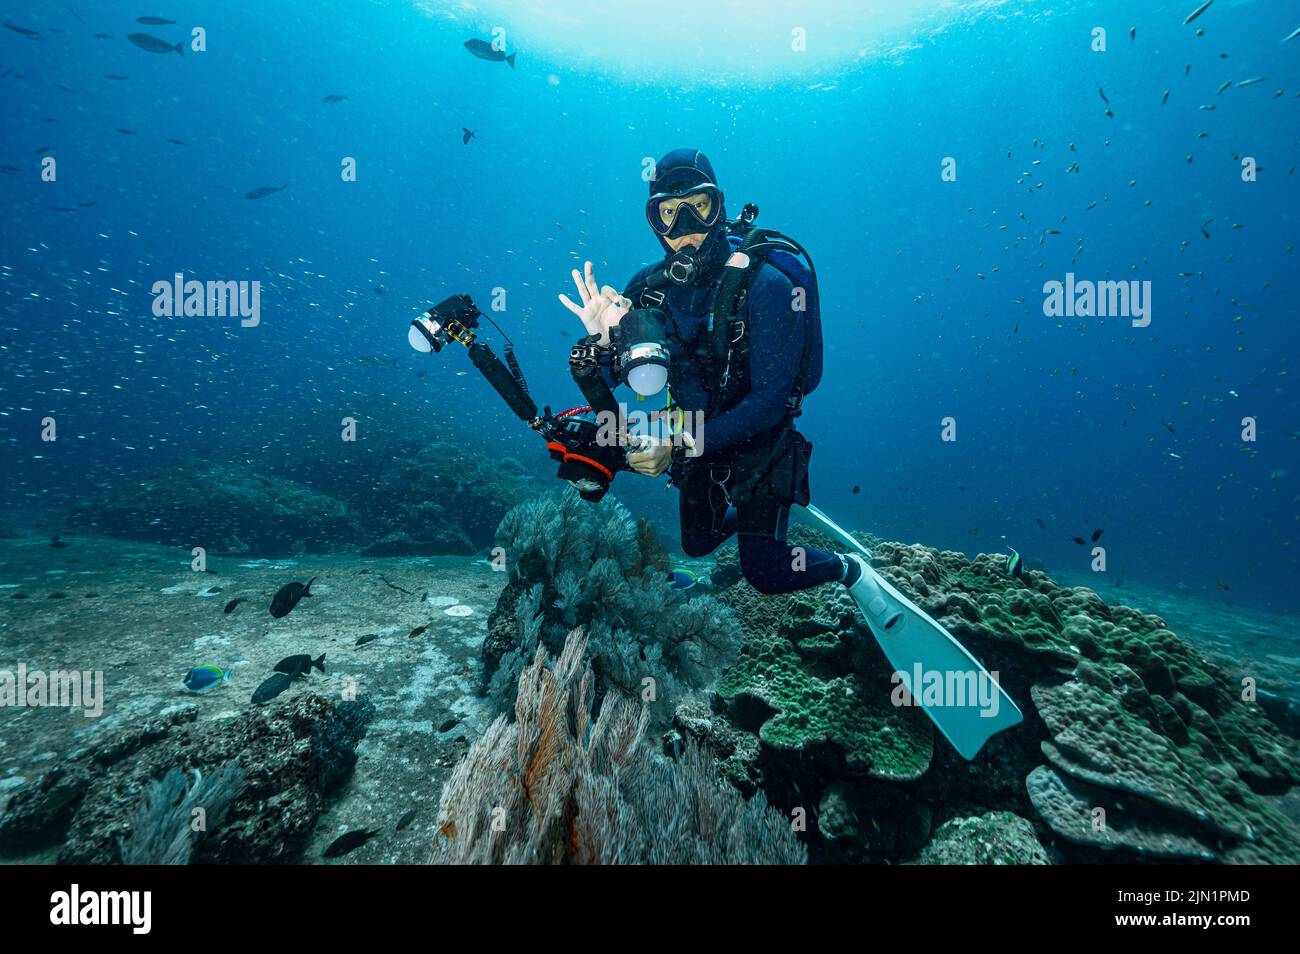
795, 505, 1023, 760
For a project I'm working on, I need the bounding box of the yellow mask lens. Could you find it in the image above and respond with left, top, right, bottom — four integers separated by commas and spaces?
657, 191, 714, 229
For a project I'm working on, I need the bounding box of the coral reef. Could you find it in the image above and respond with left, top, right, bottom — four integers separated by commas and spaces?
483, 488, 742, 729
0, 693, 372, 864
909, 811, 1052, 865
682, 529, 1300, 865
430, 629, 805, 865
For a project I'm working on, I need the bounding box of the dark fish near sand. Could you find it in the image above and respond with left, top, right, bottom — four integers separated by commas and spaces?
324, 829, 381, 858
396, 809, 417, 831
136, 16, 176, 25
269, 577, 314, 618
127, 32, 184, 55
223, 597, 243, 614
408, 624, 429, 639
245, 183, 288, 200
274, 653, 325, 679
462, 127, 476, 144
49, 535, 69, 548
251, 672, 292, 704
355, 634, 378, 647
322, 93, 348, 103
464, 38, 516, 68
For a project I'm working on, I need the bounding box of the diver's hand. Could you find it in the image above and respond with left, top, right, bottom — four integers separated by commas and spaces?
558, 261, 630, 347
626, 432, 694, 478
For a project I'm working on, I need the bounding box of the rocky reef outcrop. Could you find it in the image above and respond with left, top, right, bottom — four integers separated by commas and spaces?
71, 465, 361, 557
354, 441, 536, 557
0, 693, 372, 864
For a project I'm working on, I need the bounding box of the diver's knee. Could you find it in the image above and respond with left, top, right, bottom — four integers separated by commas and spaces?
681, 534, 719, 559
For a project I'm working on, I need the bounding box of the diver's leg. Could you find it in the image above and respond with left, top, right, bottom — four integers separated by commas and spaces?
678, 463, 738, 557
735, 496, 848, 595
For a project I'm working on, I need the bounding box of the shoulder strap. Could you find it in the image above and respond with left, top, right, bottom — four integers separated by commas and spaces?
707, 229, 772, 400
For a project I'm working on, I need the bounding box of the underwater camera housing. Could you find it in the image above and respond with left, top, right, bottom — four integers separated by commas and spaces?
408, 293, 632, 502
408, 293, 479, 354
610, 307, 670, 397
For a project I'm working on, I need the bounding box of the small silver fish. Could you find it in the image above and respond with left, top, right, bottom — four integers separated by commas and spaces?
1183, 0, 1214, 26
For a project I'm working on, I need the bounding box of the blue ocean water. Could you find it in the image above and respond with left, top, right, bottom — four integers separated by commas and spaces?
1, 0, 1296, 615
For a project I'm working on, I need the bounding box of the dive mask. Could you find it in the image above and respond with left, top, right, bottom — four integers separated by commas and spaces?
646, 183, 723, 238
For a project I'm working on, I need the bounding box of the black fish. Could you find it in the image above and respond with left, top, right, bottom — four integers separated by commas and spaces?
136, 16, 176, 25
245, 182, 288, 200
116, 128, 137, 135
395, 809, 417, 831
0, 164, 22, 174
269, 576, 314, 618
1091, 528, 1104, 542
167, 138, 186, 145
3, 22, 40, 36
324, 829, 381, 859
49, 535, 69, 548
223, 597, 243, 614
1098, 87, 1108, 104
127, 32, 183, 55
355, 634, 378, 647
851, 485, 861, 494
1071, 536, 1087, 546
274, 653, 325, 679
463, 38, 515, 68
105, 74, 129, 80
462, 127, 476, 144
251, 672, 292, 704
408, 624, 429, 639
322, 93, 347, 103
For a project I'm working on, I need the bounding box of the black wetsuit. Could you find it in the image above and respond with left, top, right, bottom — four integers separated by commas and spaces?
621, 252, 845, 595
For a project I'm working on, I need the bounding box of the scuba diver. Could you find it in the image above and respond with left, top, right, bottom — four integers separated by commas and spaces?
557, 148, 1024, 759
559, 148, 856, 597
